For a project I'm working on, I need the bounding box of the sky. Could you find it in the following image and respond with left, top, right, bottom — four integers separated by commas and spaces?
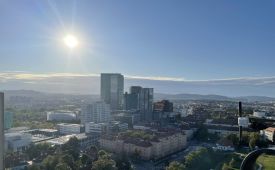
0, 0, 275, 96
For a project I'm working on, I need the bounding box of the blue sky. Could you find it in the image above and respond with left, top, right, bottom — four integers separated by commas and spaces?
0, 1, 275, 96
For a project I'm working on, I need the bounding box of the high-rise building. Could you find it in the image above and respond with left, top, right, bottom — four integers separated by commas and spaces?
153, 100, 173, 112
0, 92, 4, 170
124, 92, 139, 110
124, 86, 153, 121
130, 86, 142, 95
81, 101, 111, 124
4, 112, 13, 129
101, 73, 124, 110
153, 100, 173, 121
140, 88, 154, 121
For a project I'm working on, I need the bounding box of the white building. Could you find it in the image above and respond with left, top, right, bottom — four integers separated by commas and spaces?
253, 111, 266, 118
85, 122, 108, 134
46, 133, 99, 148
47, 111, 77, 121
57, 123, 84, 135
5, 132, 32, 152
261, 127, 275, 143
81, 101, 111, 124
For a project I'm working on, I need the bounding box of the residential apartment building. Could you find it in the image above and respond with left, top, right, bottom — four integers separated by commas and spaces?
100, 130, 187, 160
81, 101, 111, 124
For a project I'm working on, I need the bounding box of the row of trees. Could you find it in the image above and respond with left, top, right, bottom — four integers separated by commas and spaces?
166, 148, 218, 170
226, 132, 268, 149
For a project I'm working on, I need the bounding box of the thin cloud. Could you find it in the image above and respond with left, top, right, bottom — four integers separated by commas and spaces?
125, 75, 185, 81
0, 71, 275, 85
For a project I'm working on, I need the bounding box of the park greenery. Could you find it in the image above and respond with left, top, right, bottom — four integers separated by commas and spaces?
256, 154, 275, 170
165, 148, 241, 170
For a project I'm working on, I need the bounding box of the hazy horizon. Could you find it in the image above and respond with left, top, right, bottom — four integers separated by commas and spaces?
1, 71, 275, 97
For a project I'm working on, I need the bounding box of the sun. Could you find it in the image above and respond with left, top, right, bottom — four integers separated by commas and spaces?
63, 34, 79, 49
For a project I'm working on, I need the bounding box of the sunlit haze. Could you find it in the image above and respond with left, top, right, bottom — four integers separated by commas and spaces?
63, 34, 79, 49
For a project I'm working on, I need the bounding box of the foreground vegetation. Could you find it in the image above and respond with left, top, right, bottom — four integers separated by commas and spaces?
256, 154, 275, 170
6, 137, 133, 170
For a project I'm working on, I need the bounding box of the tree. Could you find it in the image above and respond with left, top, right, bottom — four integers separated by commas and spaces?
55, 163, 72, 170
92, 157, 117, 170
226, 134, 239, 146
229, 158, 236, 167
115, 154, 133, 170
86, 145, 98, 161
92, 150, 117, 170
98, 150, 109, 159
222, 163, 230, 170
60, 154, 75, 169
249, 138, 256, 150
166, 161, 186, 170
42, 155, 59, 170
28, 164, 43, 170
194, 125, 209, 141
62, 137, 80, 160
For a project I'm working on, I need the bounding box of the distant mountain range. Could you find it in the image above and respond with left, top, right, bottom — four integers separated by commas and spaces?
2, 90, 275, 102
154, 93, 275, 102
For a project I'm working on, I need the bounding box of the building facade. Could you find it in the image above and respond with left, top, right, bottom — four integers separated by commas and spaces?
5, 132, 32, 152
85, 122, 108, 134
124, 86, 153, 122
101, 73, 124, 110
81, 101, 111, 124
262, 127, 275, 142
57, 123, 84, 135
47, 111, 77, 121
140, 88, 154, 121
4, 111, 13, 129
100, 130, 187, 160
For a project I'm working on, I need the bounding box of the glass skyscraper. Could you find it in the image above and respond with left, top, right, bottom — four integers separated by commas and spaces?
4, 112, 13, 129
100, 73, 124, 110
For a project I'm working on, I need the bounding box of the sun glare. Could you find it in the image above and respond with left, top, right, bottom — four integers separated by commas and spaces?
63, 34, 79, 49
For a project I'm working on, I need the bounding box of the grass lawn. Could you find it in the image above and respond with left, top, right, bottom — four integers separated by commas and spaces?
257, 154, 275, 170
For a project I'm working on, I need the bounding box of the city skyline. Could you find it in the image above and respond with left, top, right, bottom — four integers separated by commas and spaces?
0, 1, 275, 80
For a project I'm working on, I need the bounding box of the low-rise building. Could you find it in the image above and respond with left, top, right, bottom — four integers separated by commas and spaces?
213, 138, 235, 151
57, 123, 84, 135
100, 129, 187, 160
47, 111, 77, 121
46, 133, 100, 148
108, 121, 128, 132
85, 122, 108, 134
261, 127, 275, 143
5, 132, 32, 152
253, 111, 266, 118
